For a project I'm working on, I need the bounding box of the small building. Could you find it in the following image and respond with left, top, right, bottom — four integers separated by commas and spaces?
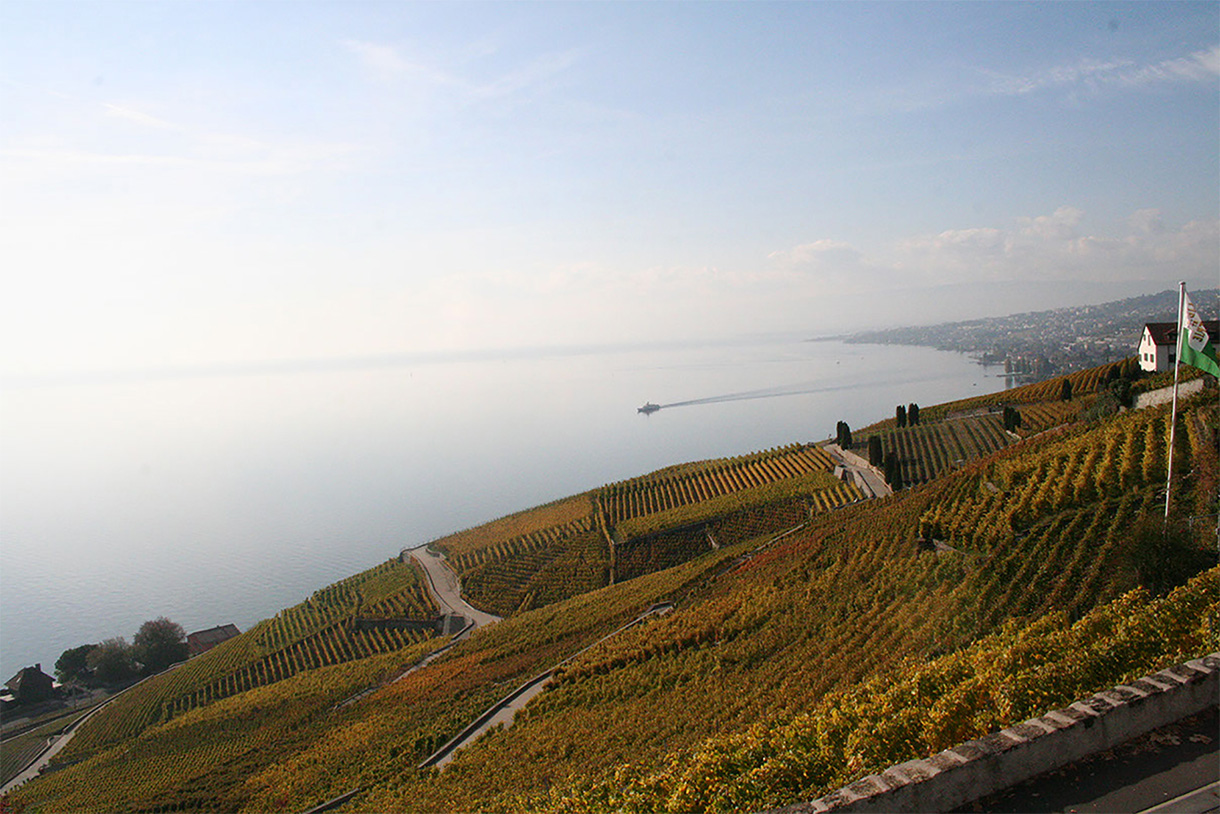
5, 663, 56, 704
186, 623, 241, 657
1139, 321, 1220, 373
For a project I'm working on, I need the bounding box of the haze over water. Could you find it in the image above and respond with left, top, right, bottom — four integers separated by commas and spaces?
0, 336, 1006, 679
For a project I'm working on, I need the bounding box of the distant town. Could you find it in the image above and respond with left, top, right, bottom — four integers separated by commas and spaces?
848, 288, 1220, 385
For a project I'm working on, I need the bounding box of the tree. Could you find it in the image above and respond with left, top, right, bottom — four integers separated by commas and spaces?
87, 638, 137, 684
868, 435, 883, 467
895, 405, 907, 428
908, 403, 920, 426
1107, 377, 1133, 409
133, 617, 189, 675
1060, 378, 1073, 402
1002, 405, 1023, 432
883, 451, 903, 490
55, 644, 97, 685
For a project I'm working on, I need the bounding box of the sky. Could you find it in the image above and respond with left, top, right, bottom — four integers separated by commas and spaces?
2, 1, 1218, 377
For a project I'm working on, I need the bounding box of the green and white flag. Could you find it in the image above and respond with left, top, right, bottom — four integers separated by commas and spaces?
1179, 291, 1220, 378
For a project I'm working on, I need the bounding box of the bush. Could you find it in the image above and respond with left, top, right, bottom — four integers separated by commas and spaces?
1126, 515, 1214, 596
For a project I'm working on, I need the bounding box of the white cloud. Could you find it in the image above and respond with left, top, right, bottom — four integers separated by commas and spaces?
768, 239, 863, 268
340, 37, 578, 104
772, 207, 1219, 292
1119, 44, 1220, 86
1017, 206, 1084, 241
985, 44, 1220, 97
1128, 208, 1165, 235
340, 38, 460, 87
102, 103, 176, 130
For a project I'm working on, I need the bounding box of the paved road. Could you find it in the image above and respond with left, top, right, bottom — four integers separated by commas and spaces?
0, 670, 168, 795
421, 602, 674, 769
408, 546, 501, 631
824, 443, 892, 498
960, 708, 1219, 813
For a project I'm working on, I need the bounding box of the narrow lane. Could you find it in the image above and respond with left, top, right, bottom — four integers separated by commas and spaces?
824, 442, 892, 498
420, 602, 674, 769
408, 546, 501, 630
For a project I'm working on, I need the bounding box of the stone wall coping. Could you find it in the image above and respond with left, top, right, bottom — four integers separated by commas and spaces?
766, 653, 1219, 814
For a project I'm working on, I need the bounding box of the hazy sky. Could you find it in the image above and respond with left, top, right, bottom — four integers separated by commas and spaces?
3, 1, 1217, 376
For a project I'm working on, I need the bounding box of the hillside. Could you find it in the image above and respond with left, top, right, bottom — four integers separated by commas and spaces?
4, 363, 1217, 813
848, 288, 1220, 380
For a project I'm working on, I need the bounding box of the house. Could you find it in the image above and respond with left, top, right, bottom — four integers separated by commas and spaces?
186, 623, 241, 657
1139, 321, 1220, 373
5, 663, 56, 704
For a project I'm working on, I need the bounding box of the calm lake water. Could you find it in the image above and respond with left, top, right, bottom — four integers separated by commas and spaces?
0, 336, 1006, 679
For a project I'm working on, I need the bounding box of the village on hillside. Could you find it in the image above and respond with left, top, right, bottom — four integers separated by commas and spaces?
849, 288, 1220, 384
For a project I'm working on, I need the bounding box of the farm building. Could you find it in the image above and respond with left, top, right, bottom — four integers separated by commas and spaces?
187, 623, 241, 657
5, 664, 56, 705
1139, 320, 1220, 373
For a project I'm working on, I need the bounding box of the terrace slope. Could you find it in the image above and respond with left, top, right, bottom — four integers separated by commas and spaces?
5, 370, 1216, 814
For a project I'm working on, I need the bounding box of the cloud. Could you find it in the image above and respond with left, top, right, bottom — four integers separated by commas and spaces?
985, 44, 1220, 97
340, 37, 578, 103
771, 207, 1219, 293
102, 103, 176, 130
1128, 208, 1165, 235
897, 208, 1218, 282
768, 239, 863, 268
1017, 206, 1083, 240
340, 38, 460, 87
1118, 44, 1220, 86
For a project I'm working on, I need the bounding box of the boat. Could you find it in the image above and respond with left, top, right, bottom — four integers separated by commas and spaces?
637, 402, 661, 414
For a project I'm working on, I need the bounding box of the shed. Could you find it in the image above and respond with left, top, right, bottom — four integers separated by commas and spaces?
187, 623, 241, 657
5, 663, 56, 704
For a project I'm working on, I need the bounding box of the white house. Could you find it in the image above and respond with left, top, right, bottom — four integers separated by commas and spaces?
1139, 320, 1220, 372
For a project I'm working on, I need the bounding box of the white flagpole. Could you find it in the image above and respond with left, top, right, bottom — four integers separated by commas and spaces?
1164, 281, 1185, 520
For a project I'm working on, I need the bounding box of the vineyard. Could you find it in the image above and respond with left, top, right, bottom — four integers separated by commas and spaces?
596, 444, 836, 528
52, 557, 440, 764
856, 413, 1011, 487
461, 528, 611, 617
433, 444, 853, 619
7, 365, 1216, 814
431, 494, 595, 562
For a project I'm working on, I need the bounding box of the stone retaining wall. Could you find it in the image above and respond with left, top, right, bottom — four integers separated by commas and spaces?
1134, 377, 1205, 409
769, 653, 1219, 814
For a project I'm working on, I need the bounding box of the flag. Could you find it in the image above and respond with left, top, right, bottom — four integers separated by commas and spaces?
1178, 291, 1220, 378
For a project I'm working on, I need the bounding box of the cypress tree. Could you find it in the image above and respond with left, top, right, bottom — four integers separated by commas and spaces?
868, 435, 883, 466
896, 405, 907, 428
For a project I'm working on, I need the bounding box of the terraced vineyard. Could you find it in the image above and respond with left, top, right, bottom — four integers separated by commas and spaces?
874, 413, 1010, 486
432, 494, 595, 563
597, 444, 835, 528
461, 527, 611, 617
435, 444, 855, 617
58, 557, 439, 761
7, 368, 1216, 814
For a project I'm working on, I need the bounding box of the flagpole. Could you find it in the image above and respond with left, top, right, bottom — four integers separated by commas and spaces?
1164, 281, 1185, 520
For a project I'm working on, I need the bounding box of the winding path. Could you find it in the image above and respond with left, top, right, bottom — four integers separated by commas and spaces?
419, 601, 673, 769
407, 546, 501, 632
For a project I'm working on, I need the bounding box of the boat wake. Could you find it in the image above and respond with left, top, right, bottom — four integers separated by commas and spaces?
658, 373, 940, 410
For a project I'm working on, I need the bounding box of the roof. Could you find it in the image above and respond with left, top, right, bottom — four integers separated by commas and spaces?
1144, 321, 1220, 346
186, 623, 241, 654
6, 665, 53, 694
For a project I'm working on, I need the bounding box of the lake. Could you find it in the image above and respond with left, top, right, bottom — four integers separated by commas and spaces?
0, 336, 1007, 680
